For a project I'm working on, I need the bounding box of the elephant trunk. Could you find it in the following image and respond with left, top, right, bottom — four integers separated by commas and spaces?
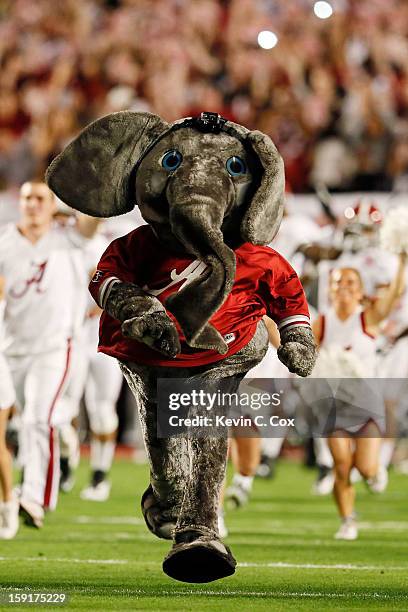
165, 193, 236, 354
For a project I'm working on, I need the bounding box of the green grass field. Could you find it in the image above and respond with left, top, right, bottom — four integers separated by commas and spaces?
1, 458, 408, 611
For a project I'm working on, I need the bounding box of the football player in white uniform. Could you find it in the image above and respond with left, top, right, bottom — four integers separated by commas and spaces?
58, 231, 123, 501
79, 301, 123, 501
0, 181, 99, 529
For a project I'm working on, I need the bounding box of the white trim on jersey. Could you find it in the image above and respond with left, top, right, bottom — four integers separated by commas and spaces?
277, 314, 310, 332
98, 276, 120, 309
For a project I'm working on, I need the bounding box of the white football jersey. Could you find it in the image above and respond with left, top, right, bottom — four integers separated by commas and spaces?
101, 210, 145, 243
82, 232, 111, 349
0, 224, 89, 356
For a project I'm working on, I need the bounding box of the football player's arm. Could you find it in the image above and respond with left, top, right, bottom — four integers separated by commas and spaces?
0, 276, 4, 301
89, 236, 180, 357
262, 258, 317, 377
365, 252, 407, 326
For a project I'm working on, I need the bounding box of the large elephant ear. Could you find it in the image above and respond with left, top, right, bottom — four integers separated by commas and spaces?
241, 130, 285, 245
45, 111, 169, 217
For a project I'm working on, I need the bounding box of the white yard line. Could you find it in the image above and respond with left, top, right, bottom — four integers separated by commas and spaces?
0, 557, 128, 565
73, 516, 408, 530
67, 531, 139, 540
232, 537, 408, 547
110, 588, 405, 600
358, 521, 408, 530
131, 591, 401, 600
1, 586, 403, 601
74, 515, 143, 525
239, 561, 408, 571
0, 557, 406, 572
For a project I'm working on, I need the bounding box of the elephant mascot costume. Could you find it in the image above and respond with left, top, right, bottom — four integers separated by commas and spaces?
46, 111, 316, 583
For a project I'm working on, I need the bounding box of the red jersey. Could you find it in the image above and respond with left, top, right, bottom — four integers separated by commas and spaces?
89, 225, 310, 367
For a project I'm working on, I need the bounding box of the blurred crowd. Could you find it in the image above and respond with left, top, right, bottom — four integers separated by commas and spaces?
2, 0, 408, 193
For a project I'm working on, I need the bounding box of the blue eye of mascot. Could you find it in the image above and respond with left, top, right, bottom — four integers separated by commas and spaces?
46, 111, 316, 583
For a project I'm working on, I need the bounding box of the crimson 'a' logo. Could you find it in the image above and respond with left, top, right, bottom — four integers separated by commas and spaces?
9, 261, 48, 298
143, 260, 208, 297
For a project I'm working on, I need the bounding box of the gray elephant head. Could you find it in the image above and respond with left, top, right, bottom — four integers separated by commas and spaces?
46, 111, 285, 353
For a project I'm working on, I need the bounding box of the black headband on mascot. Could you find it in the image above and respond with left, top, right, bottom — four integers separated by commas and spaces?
131, 112, 251, 177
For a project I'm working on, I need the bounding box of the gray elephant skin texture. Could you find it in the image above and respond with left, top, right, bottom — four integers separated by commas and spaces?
45, 111, 316, 583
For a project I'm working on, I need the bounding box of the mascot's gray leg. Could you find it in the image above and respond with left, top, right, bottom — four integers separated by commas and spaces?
138, 399, 189, 541
120, 320, 269, 582
120, 364, 187, 540
175, 433, 228, 535
162, 375, 238, 584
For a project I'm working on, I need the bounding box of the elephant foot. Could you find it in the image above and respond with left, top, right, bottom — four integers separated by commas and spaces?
141, 484, 175, 540
162, 530, 236, 583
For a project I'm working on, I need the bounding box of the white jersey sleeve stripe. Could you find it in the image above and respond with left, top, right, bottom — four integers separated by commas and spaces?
99, 276, 120, 309
277, 315, 310, 330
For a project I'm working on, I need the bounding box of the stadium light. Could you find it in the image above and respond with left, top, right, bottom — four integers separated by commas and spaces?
257, 30, 278, 50
313, 1, 333, 19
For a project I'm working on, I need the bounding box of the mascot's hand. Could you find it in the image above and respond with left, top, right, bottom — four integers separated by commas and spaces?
105, 281, 181, 358
277, 326, 317, 377
121, 312, 181, 358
